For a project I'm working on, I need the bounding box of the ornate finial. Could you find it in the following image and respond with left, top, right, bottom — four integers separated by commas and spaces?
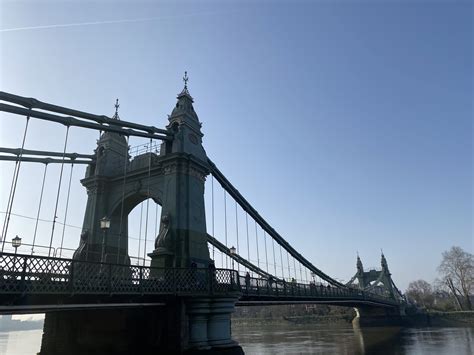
113, 98, 120, 120
183, 71, 189, 90
176, 71, 194, 101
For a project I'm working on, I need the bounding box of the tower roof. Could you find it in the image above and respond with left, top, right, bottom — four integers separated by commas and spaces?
381, 251, 389, 271
357, 253, 363, 271
169, 71, 200, 124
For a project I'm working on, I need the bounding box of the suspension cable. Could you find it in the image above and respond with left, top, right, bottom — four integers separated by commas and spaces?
293, 256, 297, 280
31, 163, 48, 255
287, 250, 291, 280
235, 201, 239, 272
299, 261, 303, 283
137, 202, 143, 265
264, 230, 269, 273
59, 163, 74, 257
48, 125, 70, 257
272, 238, 277, 276
1, 116, 30, 252
245, 212, 250, 272
117, 135, 130, 264
154, 203, 159, 236
224, 190, 228, 268
143, 138, 153, 266
280, 244, 285, 280
255, 221, 260, 268
211, 175, 215, 260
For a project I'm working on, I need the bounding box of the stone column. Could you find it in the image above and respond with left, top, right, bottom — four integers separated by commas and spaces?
207, 296, 240, 348
186, 298, 211, 350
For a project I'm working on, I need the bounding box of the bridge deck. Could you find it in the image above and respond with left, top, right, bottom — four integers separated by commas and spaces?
0, 253, 398, 313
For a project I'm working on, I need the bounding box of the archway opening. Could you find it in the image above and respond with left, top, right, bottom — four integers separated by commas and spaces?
127, 198, 162, 267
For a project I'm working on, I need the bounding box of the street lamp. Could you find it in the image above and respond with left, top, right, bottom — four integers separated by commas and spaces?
12, 235, 21, 255
100, 216, 110, 263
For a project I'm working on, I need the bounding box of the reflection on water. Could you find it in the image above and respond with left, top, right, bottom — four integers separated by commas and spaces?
0, 322, 472, 354
0, 329, 42, 355
232, 323, 474, 355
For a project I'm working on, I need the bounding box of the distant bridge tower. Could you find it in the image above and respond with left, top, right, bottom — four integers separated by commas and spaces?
349, 252, 397, 299
73, 74, 211, 269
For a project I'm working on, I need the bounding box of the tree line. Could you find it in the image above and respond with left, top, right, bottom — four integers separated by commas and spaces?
406, 246, 473, 311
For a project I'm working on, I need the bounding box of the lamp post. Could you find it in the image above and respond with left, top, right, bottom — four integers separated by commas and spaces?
11, 235, 21, 276
12, 235, 21, 255
100, 216, 110, 263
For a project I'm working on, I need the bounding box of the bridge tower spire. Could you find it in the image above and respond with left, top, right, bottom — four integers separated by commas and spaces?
150, 71, 211, 268
73, 100, 130, 263
355, 253, 366, 288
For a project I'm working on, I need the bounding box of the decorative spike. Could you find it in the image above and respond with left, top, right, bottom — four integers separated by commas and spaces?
113, 98, 120, 120
183, 71, 189, 90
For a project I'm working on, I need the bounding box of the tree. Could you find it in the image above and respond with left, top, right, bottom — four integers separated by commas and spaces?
438, 246, 474, 311
406, 280, 434, 309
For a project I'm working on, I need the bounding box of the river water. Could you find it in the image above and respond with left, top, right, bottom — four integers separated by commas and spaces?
232, 323, 474, 355
0, 322, 472, 354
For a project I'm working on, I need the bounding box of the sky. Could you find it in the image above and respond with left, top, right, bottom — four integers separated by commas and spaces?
0, 0, 472, 290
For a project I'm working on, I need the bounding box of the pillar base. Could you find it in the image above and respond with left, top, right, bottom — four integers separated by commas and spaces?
149, 249, 174, 269
39, 304, 183, 355
39, 296, 242, 354
353, 306, 404, 327
186, 295, 241, 352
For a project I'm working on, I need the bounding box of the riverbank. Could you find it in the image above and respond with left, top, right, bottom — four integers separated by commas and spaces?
232, 314, 352, 326
426, 311, 474, 327
232, 310, 474, 327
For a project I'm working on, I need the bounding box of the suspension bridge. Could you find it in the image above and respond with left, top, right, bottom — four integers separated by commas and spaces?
0, 76, 406, 354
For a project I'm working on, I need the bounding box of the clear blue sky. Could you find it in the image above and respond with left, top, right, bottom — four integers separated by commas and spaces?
0, 0, 472, 290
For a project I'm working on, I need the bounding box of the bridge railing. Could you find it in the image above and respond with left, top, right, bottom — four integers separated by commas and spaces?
237, 274, 397, 304
0, 252, 397, 305
0, 252, 240, 297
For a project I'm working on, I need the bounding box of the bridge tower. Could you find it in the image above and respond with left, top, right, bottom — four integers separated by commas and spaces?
73, 75, 211, 269
350, 252, 396, 299
43, 77, 241, 354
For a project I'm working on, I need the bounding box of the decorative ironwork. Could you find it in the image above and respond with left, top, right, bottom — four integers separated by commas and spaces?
0, 253, 397, 307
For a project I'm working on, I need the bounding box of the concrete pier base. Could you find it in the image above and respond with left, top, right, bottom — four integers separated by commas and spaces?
352, 306, 405, 327
39, 296, 243, 354
39, 304, 183, 355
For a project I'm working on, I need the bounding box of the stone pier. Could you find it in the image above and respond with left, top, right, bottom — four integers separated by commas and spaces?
352, 306, 405, 327
39, 296, 243, 355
